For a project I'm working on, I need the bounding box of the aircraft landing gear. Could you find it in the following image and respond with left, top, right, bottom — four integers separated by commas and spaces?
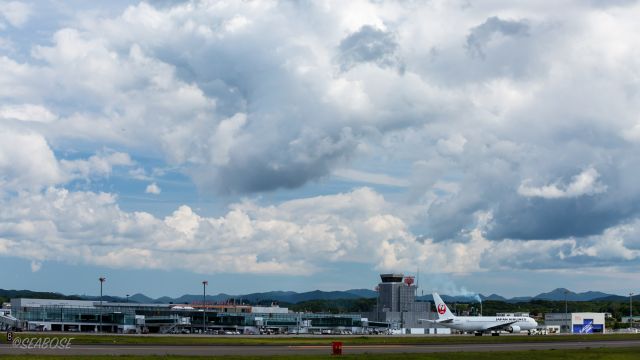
474, 332, 483, 336
491, 332, 500, 336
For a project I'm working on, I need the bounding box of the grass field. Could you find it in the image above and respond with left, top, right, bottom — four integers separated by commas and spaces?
1, 347, 640, 360
6, 332, 640, 346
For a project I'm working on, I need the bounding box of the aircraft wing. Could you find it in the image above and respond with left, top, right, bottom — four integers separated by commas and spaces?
483, 321, 518, 331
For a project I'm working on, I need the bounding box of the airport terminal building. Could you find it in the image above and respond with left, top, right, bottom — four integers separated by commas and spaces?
4, 298, 373, 334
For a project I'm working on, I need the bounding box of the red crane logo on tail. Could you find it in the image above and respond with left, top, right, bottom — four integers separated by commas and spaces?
437, 304, 447, 315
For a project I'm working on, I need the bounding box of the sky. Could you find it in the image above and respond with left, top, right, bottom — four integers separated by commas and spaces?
1, 0, 639, 299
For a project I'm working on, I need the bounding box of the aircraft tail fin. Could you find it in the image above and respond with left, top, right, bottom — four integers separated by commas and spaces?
433, 292, 455, 320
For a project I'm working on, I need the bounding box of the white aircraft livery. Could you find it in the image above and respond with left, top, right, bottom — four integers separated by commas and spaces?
423, 293, 538, 335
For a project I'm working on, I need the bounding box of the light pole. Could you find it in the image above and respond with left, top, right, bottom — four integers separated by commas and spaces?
564, 290, 569, 334
99, 277, 106, 333
126, 294, 130, 303
630, 293, 634, 329
202, 281, 208, 334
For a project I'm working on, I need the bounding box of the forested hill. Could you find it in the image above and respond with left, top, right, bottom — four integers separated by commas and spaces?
0, 289, 83, 304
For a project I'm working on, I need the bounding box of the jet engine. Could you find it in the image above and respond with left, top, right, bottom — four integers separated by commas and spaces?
508, 325, 521, 333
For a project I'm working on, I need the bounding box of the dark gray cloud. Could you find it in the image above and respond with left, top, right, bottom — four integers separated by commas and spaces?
192, 127, 358, 193
412, 15, 545, 86
466, 16, 529, 59
338, 25, 402, 72
488, 195, 632, 241
422, 130, 640, 243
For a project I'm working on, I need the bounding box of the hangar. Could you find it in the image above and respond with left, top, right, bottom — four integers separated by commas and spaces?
544, 312, 606, 333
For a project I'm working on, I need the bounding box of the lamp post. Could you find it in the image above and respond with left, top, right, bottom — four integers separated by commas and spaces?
564, 290, 569, 334
630, 293, 634, 329
99, 277, 106, 333
202, 281, 208, 334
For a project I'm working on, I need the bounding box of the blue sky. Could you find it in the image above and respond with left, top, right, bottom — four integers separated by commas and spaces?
1, 0, 639, 298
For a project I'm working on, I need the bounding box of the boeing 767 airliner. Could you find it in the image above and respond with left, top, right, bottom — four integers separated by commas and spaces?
422, 293, 538, 336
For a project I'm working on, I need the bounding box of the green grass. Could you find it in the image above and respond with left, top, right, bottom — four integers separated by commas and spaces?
1, 347, 640, 359
6, 332, 640, 346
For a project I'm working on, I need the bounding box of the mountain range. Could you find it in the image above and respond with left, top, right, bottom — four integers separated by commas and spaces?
0, 288, 633, 304
417, 288, 625, 303
124, 289, 377, 304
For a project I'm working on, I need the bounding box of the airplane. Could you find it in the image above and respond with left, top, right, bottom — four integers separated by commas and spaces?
421, 293, 538, 336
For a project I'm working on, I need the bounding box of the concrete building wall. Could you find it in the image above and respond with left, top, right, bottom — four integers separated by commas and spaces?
545, 312, 606, 333
250, 306, 289, 314
398, 284, 414, 311
11, 298, 95, 308
378, 282, 399, 312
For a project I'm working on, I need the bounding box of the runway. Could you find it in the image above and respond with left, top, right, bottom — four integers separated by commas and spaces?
2, 339, 640, 356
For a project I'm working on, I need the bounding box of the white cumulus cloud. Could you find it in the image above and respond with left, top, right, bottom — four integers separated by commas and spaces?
0, 125, 134, 191
30, 261, 42, 272
0, 186, 486, 275
0, 1, 31, 27
0, 185, 638, 276
0, 104, 57, 123
0, 128, 64, 190
145, 182, 161, 195
518, 168, 607, 199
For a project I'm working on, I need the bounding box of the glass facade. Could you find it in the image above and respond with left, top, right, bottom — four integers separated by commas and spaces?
11, 300, 364, 333
14, 306, 136, 326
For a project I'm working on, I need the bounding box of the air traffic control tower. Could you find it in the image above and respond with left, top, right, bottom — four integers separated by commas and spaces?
368, 273, 431, 330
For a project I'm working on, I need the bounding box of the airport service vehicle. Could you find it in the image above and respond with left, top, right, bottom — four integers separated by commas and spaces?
422, 293, 538, 336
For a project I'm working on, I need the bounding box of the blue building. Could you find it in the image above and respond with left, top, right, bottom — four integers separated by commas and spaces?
544, 312, 606, 334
